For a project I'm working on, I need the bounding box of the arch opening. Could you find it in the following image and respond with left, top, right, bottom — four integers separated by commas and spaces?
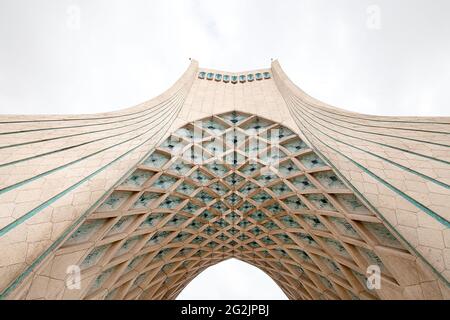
176, 258, 288, 300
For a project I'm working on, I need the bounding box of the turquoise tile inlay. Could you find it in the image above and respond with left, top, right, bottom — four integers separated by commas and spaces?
88, 267, 115, 294
190, 170, 212, 185
199, 210, 215, 221
249, 226, 262, 236
280, 215, 300, 228
155, 248, 172, 260
204, 226, 218, 235
336, 194, 372, 215
187, 219, 203, 230
282, 196, 307, 210
251, 191, 272, 204
214, 218, 229, 229
313, 171, 346, 189
237, 219, 251, 229
158, 196, 183, 209
201, 119, 227, 135
289, 175, 315, 191
127, 255, 145, 271
302, 214, 327, 230
65, 219, 106, 246
259, 148, 287, 165
97, 191, 131, 212
298, 153, 326, 169
295, 232, 318, 247
265, 203, 283, 214
278, 160, 301, 176
266, 126, 294, 140
205, 162, 228, 177
227, 211, 239, 221
160, 136, 187, 154
319, 275, 334, 290
242, 118, 272, 135
274, 248, 288, 257
240, 162, 262, 176
139, 212, 166, 229
151, 174, 177, 189
81, 244, 109, 269
323, 237, 351, 259
239, 201, 255, 213
363, 222, 403, 249
143, 151, 170, 168
175, 127, 195, 140
224, 173, 244, 187
107, 216, 134, 236
225, 193, 242, 206
211, 201, 227, 212
165, 214, 187, 227
147, 231, 173, 246
207, 241, 218, 248
269, 182, 292, 196
321, 257, 343, 276
131, 272, 148, 289
261, 236, 275, 245
133, 192, 161, 209
219, 111, 249, 124
184, 146, 210, 164
249, 210, 267, 222
281, 138, 308, 153
359, 247, 388, 274
195, 190, 214, 205
328, 216, 361, 239
239, 181, 258, 195
202, 140, 224, 155
263, 220, 280, 231
305, 194, 337, 212
275, 233, 294, 244
291, 249, 311, 262
169, 160, 193, 176
120, 170, 153, 188
175, 181, 196, 195
255, 170, 278, 186
248, 241, 259, 248
115, 235, 140, 257
209, 181, 229, 196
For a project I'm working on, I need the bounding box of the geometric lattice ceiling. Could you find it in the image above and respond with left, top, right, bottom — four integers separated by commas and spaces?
57, 111, 417, 300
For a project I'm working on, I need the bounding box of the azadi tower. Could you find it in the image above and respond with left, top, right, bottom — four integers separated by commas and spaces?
0, 60, 448, 300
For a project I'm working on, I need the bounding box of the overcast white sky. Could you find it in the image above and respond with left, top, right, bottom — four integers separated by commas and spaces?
177, 258, 288, 300
1, 0, 449, 299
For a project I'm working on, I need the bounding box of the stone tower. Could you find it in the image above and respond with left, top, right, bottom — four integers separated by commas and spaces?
0, 60, 448, 299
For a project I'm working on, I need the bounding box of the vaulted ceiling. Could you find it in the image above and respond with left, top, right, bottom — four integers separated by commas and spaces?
56, 111, 418, 300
